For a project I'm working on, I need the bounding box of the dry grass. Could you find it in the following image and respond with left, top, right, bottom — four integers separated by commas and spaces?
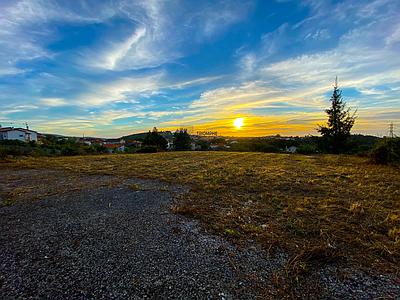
0, 169, 122, 206
2, 152, 399, 279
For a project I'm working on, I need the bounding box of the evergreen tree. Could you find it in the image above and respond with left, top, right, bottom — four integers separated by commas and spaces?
143, 127, 168, 150
173, 129, 192, 151
318, 78, 357, 153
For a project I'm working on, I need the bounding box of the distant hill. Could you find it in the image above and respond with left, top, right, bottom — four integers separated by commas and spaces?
121, 132, 148, 141
122, 131, 174, 142
348, 134, 380, 153
349, 134, 380, 143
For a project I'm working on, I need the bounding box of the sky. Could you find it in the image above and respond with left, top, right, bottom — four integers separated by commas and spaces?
0, 0, 399, 137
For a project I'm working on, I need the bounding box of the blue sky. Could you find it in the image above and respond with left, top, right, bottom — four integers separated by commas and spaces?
0, 0, 399, 137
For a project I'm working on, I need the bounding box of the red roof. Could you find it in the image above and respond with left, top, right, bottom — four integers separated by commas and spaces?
103, 143, 123, 148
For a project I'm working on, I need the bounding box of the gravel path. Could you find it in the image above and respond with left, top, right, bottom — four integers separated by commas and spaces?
0, 170, 285, 299
0, 169, 399, 299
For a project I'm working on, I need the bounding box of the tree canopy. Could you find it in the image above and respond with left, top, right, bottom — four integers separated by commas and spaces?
173, 129, 192, 151
143, 127, 168, 150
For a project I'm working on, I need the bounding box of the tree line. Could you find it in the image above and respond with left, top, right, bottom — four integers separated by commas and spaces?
139, 127, 192, 152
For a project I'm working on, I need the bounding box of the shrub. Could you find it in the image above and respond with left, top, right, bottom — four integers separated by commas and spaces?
0, 147, 6, 159
370, 138, 400, 165
0, 145, 35, 156
61, 145, 80, 156
297, 144, 318, 155
173, 129, 192, 151
143, 127, 168, 150
261, 144, 281, 153
136, 145, 158, 153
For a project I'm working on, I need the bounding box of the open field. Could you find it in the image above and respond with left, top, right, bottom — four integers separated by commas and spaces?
1, 152, 399, 295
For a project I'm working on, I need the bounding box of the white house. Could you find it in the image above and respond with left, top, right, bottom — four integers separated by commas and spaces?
0, 127, 38, 142
167, 140, 174, 150
190, 141, 201, 151
286, 146, 297, 153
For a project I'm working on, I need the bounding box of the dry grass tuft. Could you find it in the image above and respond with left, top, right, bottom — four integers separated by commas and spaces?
128, 183, 143, 191
388, 228, 400, 243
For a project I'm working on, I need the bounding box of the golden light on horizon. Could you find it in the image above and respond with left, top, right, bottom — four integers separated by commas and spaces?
161, 113, 328, 137
233, 117, 244, 129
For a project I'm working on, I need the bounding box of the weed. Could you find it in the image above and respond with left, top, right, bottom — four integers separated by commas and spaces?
271, 196, 282, 209
0, 192, 15, 206
349, 202, 364, 214
128, 183, 142, 191
224, 228, 238, 236
284, 217, 306, 236
388, 227, 400, 243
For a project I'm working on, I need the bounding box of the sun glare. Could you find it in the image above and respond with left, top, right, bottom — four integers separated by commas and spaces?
233, 118, 244, 129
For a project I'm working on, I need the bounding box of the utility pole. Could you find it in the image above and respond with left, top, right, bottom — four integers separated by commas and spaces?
389, 122, 394, 138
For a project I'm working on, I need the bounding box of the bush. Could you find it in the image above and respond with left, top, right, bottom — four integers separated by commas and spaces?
297, 144, 318, 155
143, 128, 168, 150
0, 147, 6, 159
261, 144, 281, 153
61, 145, 80, 156
0, 145, 35, 156
370, 138, 400, 165
0, 140, 27, 147
174, 129, 191, 151
136, 146, 158, 153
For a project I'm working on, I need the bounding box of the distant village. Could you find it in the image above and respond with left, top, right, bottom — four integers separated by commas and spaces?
0, 125, 303, 153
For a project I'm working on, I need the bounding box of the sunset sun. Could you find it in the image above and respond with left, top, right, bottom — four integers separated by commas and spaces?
233, 118, 244, 129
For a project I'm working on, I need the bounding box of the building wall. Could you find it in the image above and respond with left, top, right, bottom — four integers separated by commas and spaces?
27, 132, 38, 142
5, 130, 26, 141
1, 130, 38, 142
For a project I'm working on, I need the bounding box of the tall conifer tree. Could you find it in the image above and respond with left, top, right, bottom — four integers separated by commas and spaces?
318, 77, 357, 153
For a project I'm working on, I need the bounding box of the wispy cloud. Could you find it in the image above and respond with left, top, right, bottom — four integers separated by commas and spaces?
196, 0, 254, 37
99, 27, 147, 70
40, 98, 67, 107
0, 0, 115, 76
82, 0, 253, 71
77, 72, 165, 106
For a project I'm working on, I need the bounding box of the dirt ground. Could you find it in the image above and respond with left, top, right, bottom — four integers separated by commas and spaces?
0, 168, 399, 299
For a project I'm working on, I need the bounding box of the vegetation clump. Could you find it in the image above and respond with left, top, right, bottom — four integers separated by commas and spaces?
370, 137, 400, 165
173, 129, 192, 151
142, 127, 168, 151
0, 138, 109, 158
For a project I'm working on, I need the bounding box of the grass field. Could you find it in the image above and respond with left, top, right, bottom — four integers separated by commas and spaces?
2, 152, 399, 284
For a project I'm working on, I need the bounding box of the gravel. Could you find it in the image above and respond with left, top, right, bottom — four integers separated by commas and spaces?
0, 171, 285, 299
1, 169, 399, 299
